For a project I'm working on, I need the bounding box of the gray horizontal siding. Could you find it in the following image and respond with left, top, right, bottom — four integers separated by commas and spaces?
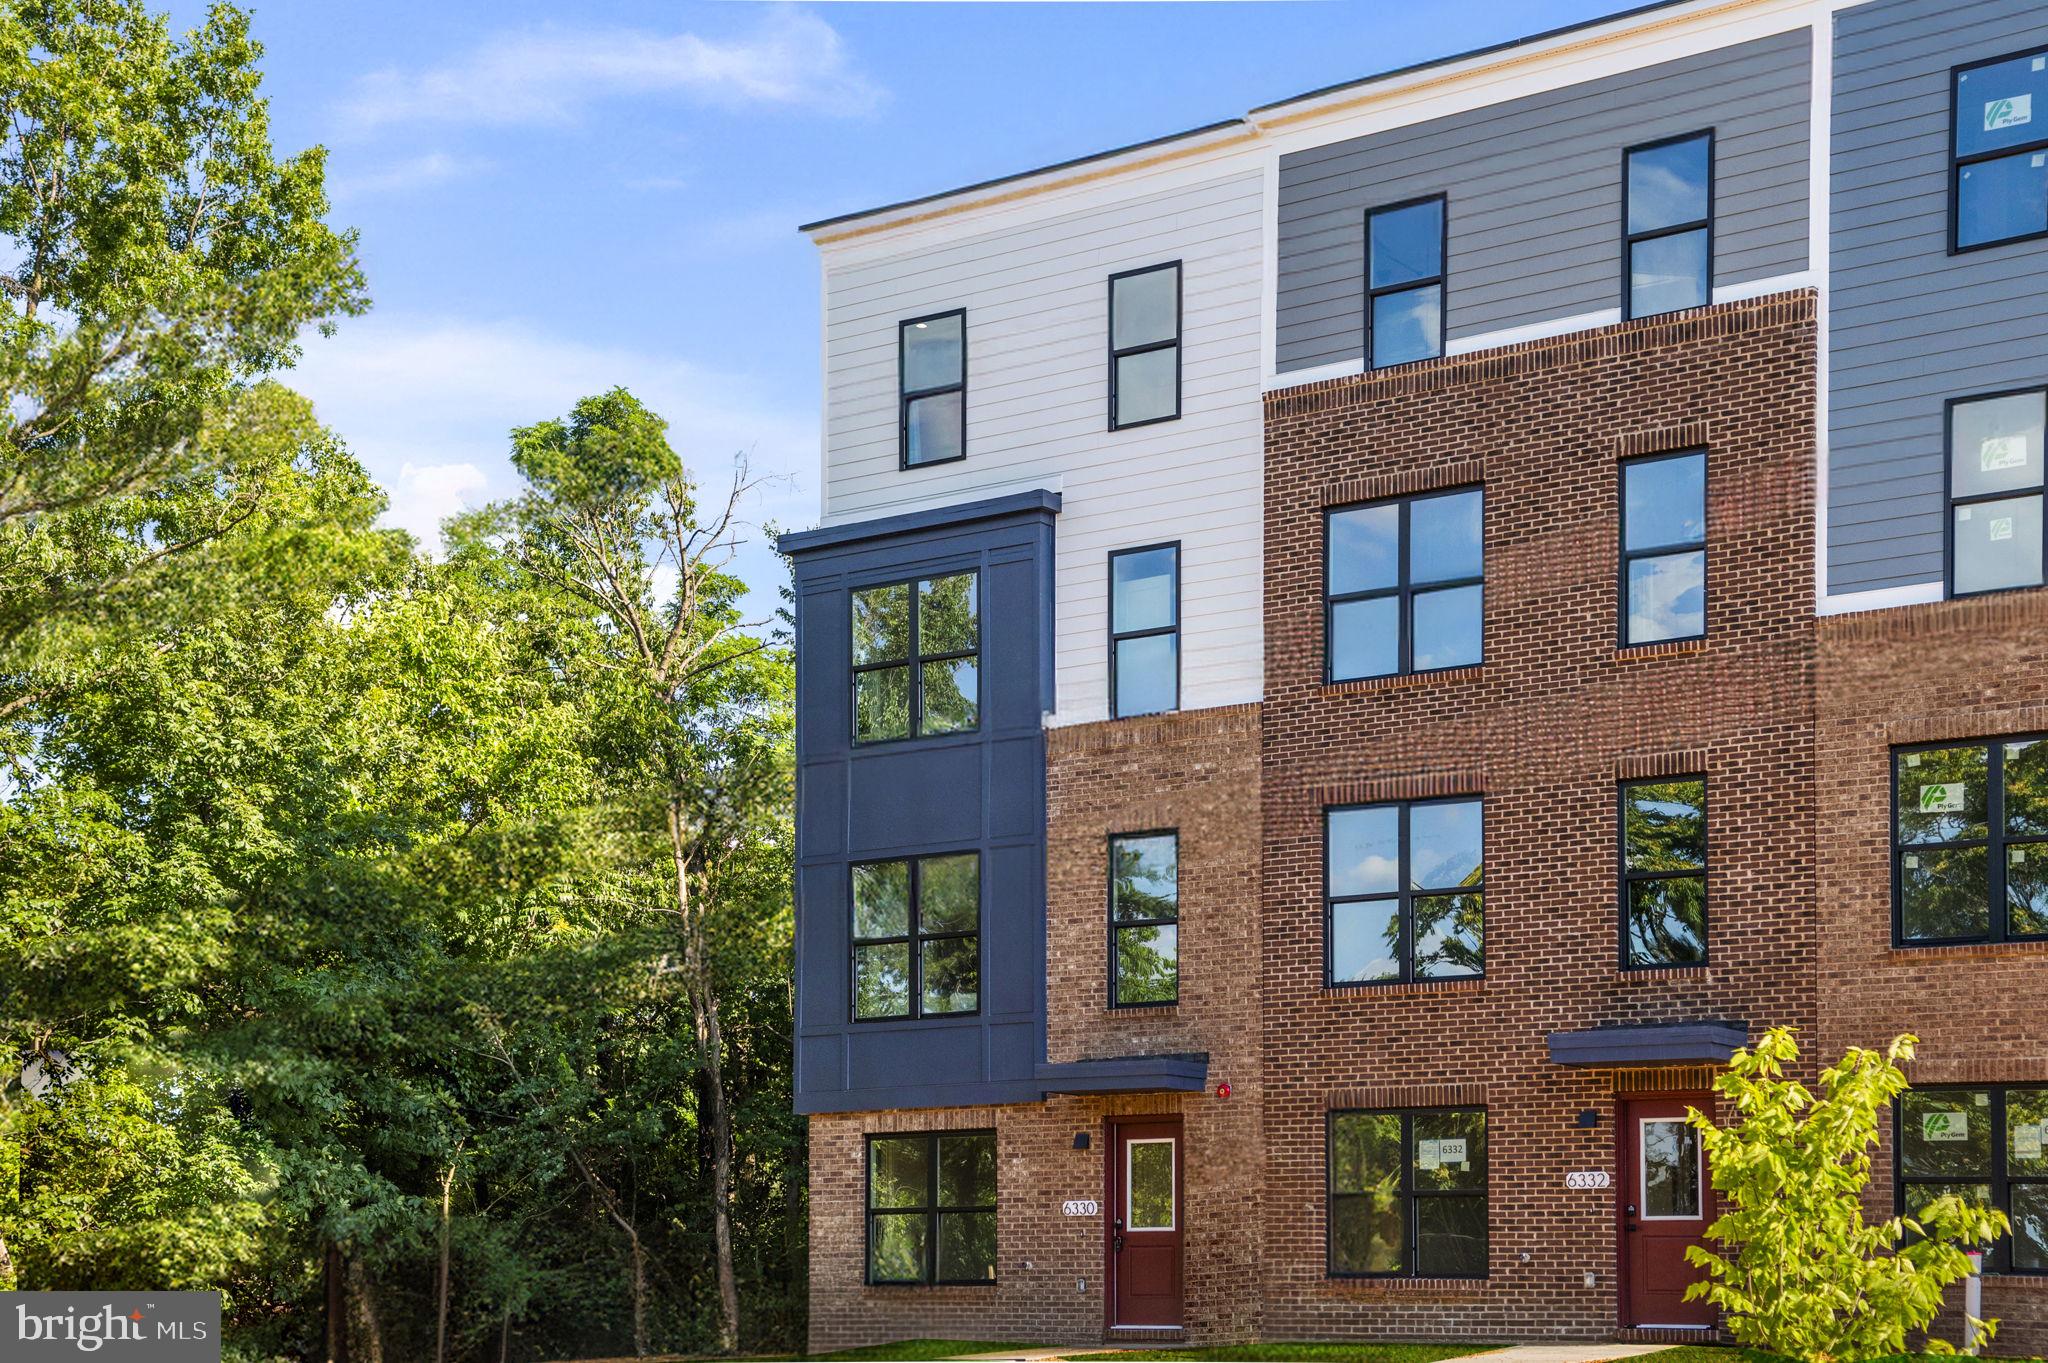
1274, 28, 1813, 375
1829, 0, 2048, 595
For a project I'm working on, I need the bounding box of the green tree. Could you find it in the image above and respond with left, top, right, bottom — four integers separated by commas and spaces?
1685, 1028, 2010, 1362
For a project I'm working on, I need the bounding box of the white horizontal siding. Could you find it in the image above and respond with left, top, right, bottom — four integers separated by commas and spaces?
820, 166, 1268, 726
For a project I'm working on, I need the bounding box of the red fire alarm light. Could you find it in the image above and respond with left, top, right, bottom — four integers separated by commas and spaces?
1216, 1081, 1231, 1099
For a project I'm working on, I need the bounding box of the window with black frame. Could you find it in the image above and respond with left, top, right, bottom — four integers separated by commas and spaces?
1893, 737, 2048, 945
866, 1131, 998, 1284
1326, 488, 1482, 681
1621, 778, 1707, 967
1326, 798, 1482, 985
1624, 132, 1712, 318
1328, 1108, 1487, 1278
1949, 389, 2045, 597
1110, 832, 1178, 1006
1109, 544, 1178, 718
1621, 451, 1706, 645
1898, 1087, 2048, 1273
1109, 262, 1180, 429
900, 310, 965, 467
1366, 196, 1445, 368
851, 853, 981, 1021
1952, 46, 2048, 252
851, 572, 978, 743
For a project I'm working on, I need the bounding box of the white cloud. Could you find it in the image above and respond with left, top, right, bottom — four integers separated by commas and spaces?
339, 10, 883, 132
328, 152, 490, 201
284, 314, 816, 613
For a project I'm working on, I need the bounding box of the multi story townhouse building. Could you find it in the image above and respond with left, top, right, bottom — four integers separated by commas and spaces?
778, 0, 2048, 1351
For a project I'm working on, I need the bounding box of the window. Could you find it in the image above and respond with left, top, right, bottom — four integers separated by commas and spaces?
1952, 46, 2048, 252
1621, 777, 1707, 967
900, 310, 965, 467
1326, 798, 1483, 985
1328, 1108, 1487, 1278
1621, 451, 1706, 645
866, 1131, 997, 1284
1624, 131, 1713, 318
1109, 544, 1178, 718
1897, 1087, 2048, 1273
1109, 263, 1180, 429
851, 853, 980, 1021
1110, 832, 1178, 1006
1366, 196, 1445, 368
1893, 737, 2048, 945
1948, 389, 2045, 597
851, 572, 978, 743
1326, 488, 1482, 681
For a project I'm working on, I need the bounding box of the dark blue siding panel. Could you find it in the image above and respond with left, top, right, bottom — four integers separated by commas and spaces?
782, 494, 1059, 1115
1830, 0, 2048, 594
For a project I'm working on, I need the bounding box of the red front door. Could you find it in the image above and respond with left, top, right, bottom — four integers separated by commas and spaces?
1620, 1096, 1715, 1328
1108, 1119, 1183, 1328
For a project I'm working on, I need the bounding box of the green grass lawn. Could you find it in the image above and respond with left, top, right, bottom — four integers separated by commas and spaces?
1063, 1342, 1497, 1362
808, 1342, 1041, 1361
1635, 1350, 2044, 1363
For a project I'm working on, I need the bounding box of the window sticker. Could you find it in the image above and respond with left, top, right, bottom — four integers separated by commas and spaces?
1923, 1109, 1969, 1141
1905, 854, 1920, 869
1982, 435, 2031, 473
1437, 1137, 1469, 1168
2015, 847, 2030, 866
1986, 93, 2034, 133
2018, 1123, 2045, 1160
1991, 517, 2016, 542
1919, 783, 1967, 814
1960, 507, 1973, 522
1907, 753, 1923, 768
1417, 1139, 1442, 1170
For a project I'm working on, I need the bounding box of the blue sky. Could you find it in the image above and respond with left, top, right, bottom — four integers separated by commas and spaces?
203, 0, 1628, 612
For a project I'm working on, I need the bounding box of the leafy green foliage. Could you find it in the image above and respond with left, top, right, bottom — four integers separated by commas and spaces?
1685, 1029, 2011, 1362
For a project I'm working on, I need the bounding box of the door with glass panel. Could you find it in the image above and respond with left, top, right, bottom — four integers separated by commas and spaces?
1108, 1119, 1182, 1327
1621, 1096, 1715, 1327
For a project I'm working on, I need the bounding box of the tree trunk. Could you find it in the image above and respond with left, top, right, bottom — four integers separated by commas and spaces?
498, 1306, 511, 1363
628, 1222, 649, 1358
0, 1228, 16, 1289
347, 1256, 385, 1363
435, 1159, 457, 1363
670, 803, 741, 1354
323, 1245, 349, 1363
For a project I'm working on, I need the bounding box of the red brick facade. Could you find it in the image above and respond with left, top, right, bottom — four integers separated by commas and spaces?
806, 290, 2048, 1354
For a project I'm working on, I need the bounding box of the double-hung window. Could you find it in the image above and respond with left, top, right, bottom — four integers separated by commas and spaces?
1366, 196, 1445, 368
1624, 132, 1713, 318
852, 853, 981, 1020
1109, 263, 1180, 429
1110, 832, 1178, 1006
900, 310, 966, 467
1328, 1108, 1488, 1278
866, 1131, 997, 1284
1326, 488, 1482, 681
1621, 777, 1708, 967
1621, 451, 1706, 645
1898, 1087, 2048, 1273
1893, 737, 2048, 945
1109, 545, 1179, 718
1948, 389, 2045, 596
1326, 798, 1483, 985
852, 572, 978, 743
1952, 47, 2048, 252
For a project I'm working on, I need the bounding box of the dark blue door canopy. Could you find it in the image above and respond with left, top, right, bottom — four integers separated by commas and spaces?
1547, 1020, 1748, 1067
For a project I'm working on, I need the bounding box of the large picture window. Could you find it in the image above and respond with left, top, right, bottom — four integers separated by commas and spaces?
867, 1131, 998, 1284
1621, 778, 1708, 967
852, 853, 981, 1021
851, 572, 978, 743
1110, 832, 1179, 1006
900, 310, 966, 467
1898, 1088, 2048, 1273
1326, 798, 1483, 985
1326, 488, 1482, 681
1365, 196, 1445, 368
1621, 451, 1707, 645
1948, 390, 2045, 597
1952, 46, 2048, 252
1893, 737, 2048, 945
1109, 544, 1179, 718
1109, 262, 1181, 429
1328, 1108, 1487, 1278
1623, 131, 1713, 318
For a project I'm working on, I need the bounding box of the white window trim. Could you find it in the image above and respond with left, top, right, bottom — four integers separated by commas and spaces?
1637, 1117, 1704, 1222
1125, 1136, 1178, 1231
